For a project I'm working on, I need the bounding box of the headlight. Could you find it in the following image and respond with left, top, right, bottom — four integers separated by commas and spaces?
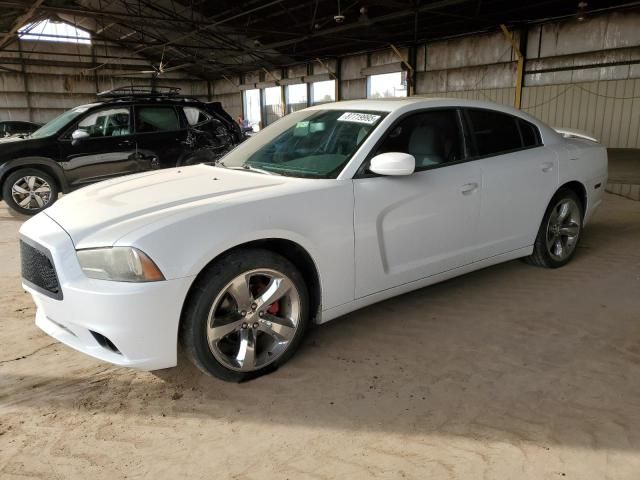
76, 247, 165, 282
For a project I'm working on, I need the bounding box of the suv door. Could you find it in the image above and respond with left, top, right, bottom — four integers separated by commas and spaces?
58, 106, 140, 187
353, 109, 482, 298
463, 108, 558, 260
133, 105, 188, 168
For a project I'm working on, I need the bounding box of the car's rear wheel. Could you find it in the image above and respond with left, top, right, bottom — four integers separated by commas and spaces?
525, 188, 583, 268
2, 168, 59, 216
180, 248, 309, 382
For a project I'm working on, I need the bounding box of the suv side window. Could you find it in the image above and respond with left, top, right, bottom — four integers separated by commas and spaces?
373, 109, 464, 171
465, 109, 522, 157
135, 106, 180, 133
183, 107, 211, 126
77, 108, 131, 138
518, 119, 542, 147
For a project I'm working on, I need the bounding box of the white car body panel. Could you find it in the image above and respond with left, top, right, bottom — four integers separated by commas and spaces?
354, 161, 482, 297
19, 98, 608, 370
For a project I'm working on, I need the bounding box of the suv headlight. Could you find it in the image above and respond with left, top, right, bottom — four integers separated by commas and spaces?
76, 247, 165, 282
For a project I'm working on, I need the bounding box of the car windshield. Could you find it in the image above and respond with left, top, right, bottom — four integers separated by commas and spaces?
29, 104, 98, 139
219, 109, 386, 178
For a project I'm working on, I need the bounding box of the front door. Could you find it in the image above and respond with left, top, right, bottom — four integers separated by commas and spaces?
58, 106, 140, 187
133, 105, 189, 168
353, 109, 482, 298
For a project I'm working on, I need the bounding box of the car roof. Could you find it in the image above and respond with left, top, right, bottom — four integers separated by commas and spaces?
308, 97, 518, 113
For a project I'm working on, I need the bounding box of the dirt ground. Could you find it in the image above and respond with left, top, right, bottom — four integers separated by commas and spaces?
1, 192, 639, 480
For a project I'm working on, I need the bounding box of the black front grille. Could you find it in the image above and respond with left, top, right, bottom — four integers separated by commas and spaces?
20, 239, 62, 299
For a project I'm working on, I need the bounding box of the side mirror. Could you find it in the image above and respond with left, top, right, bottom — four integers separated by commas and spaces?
369, 152, 415, 176
71, 129, 90, 145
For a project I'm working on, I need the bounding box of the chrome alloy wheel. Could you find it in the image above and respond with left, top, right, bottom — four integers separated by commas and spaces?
11, 175, 52, 210
206, 269, 301, 372
546, 198, 581, 262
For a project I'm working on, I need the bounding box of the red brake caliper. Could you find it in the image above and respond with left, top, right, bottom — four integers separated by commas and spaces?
267, 301, 279, 315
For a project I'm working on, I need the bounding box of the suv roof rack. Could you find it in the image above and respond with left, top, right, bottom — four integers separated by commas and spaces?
97, 85, 182, 99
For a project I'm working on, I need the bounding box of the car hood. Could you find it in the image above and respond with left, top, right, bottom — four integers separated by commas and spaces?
44, 164, 292, 247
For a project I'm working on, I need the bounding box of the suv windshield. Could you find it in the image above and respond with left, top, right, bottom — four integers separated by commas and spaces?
219, 109, 386, 178
30, 104, 100, 139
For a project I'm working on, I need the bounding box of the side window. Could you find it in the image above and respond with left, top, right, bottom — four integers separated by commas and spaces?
135, 106, 180, 133
518, 119, 541, 148
77, 108, 131, 138
466, 109, 522, 157
183, 107, 211, 126
373, 109, 463, 170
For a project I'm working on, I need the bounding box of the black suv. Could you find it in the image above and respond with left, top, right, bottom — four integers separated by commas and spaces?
0, 86, 243, 215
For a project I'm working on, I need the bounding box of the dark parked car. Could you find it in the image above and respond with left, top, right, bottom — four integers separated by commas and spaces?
0, 86, 243, 215
0, 120, 41, 138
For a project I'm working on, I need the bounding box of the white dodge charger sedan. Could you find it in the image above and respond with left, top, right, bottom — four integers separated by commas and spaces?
20, 98, 608, 381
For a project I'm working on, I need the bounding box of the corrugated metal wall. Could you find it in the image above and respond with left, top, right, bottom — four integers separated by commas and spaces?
0, 39, 209, 124
521, 80, 640, 148
3, 10, 640, 149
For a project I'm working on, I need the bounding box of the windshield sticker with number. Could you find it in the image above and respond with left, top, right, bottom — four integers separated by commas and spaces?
337, 112, 381, 125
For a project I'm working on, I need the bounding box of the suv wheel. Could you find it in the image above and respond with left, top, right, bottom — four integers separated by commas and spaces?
2, 168, 59, 216
180, 248, 310, 382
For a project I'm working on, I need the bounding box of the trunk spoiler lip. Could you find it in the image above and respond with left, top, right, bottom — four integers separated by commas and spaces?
554, 127, 599, 143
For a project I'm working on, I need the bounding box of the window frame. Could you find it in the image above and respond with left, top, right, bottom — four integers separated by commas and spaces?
461, 108, 543, 160
182, 106, 212, 127
133, 105, 184, 136
60, 105, 134, 141
355, 107, 470, 178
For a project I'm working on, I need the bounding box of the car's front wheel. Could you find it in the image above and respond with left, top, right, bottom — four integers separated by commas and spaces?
180, 248, 310, 382
2, 168, 59, 216
525, 188, 583, 268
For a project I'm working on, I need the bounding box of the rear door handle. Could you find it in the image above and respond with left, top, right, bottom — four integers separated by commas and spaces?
118, 139, 134, 147
460, 182, 479, 195
541, 161, 554, 172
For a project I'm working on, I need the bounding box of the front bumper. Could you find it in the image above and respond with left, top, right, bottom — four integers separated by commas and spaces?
20, 213, 195, 370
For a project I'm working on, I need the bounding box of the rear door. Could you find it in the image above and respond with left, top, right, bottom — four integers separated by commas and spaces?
133, 105, 189, 168
464, 108, 559, 260
57, 106, 140, 187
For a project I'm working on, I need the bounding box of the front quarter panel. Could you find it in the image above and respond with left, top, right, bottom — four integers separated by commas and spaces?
115, 179, 356, 311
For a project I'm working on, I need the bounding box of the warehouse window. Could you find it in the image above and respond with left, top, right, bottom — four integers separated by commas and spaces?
367, 72, 407, 98
311, 80, 336, 105
263, 86, 283, 126
286, 84, 308, 113
243, 89, 261, 132
19, 19, 91, 45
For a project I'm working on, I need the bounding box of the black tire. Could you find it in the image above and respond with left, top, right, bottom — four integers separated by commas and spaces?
180, 248, 310, 382
524, 188, 583, 268
2, 168, 59, 216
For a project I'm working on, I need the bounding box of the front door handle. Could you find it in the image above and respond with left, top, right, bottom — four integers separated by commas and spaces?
118, 139, 134, 147
460, 182, 479, 195
541, 161, 554, 172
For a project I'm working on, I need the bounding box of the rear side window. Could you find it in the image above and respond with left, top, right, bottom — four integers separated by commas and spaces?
183, 107, 211, 126
135, 106, 180, 133
465, 109, 522, 157
518, 119, 542, 147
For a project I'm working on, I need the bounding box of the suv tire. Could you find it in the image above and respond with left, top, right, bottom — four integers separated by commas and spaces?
2, 168, 59, 216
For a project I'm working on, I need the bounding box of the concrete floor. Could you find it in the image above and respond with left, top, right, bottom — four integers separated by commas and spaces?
1, 193, 640, 479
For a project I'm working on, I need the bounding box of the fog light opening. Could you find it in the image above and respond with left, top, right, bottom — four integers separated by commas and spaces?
90, 331, 122, 355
